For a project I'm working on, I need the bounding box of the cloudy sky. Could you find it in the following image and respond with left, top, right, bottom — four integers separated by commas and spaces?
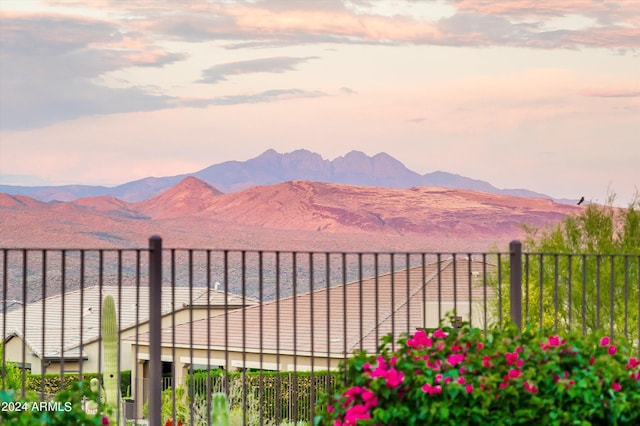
0, 0, 638, 205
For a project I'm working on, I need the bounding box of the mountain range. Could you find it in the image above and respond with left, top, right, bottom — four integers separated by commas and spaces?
0, 149, 576, 204
0, 176, 581, 252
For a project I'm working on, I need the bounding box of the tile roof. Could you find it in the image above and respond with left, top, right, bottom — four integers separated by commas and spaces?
0, 286, 253, 360
134, 258, 496, 356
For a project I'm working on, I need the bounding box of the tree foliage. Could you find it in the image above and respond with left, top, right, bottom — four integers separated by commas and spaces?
493, 192, 640, 340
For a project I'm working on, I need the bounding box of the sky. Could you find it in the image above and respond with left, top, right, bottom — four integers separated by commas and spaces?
0, 0, 638, 205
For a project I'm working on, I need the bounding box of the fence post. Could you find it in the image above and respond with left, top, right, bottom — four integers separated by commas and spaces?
509, 240, 523, 331
149, 236, 162, 426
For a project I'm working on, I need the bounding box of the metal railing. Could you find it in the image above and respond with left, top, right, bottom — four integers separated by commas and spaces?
1, 238, 638, 425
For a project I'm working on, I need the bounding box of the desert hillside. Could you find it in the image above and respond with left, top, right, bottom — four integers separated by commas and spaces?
0, 177, 581, 252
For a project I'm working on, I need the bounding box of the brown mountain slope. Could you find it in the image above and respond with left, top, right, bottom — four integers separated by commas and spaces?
135, 176, 223, 219
0, 179, 582, 251
0, 193, 46, 209
192, 180, 579, 237
71, 196, 148, 219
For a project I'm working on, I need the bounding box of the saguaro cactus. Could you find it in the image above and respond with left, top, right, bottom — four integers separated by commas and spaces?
211, 392, 230, 426
102, 294, 124, 425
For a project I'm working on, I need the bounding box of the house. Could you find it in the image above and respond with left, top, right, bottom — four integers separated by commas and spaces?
0, 285, 255, 375
129, 257, 496, 411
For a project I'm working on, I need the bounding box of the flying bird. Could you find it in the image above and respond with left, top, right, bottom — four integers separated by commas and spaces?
577, 196, 585, 205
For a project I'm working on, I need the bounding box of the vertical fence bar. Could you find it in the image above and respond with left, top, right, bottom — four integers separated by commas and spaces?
309, 252, 315, 424
636, 255, 640, 359
360, 253, 365, 352
275, 252, 281, 425
21, 250, 26, 397
258, 251, 264, 426
97, 251, 104, 407
553, 254, 559, 331
148, 236, 163, 426
467, 254, 472, 328
60, 250, 66, 387
79, 251, 85, 382
581, 255, 587, 337
1, 250, 7, 389
452, 253, 458, 318
610, 256, 615, 338
482, 254, 488, 337
437, 253, 442, 323
292, 252, 298, 423
538, 254, 543, 330
325, 252, 331, 396
568, 255, 573, 331
509, 240, 522, 331
524, 253, 529, 325
624, 256, 629, 339
497, 253, 503, 326
40, 250, 46, 400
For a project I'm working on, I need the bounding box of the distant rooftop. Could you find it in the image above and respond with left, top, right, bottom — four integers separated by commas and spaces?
1, 285, 255, 360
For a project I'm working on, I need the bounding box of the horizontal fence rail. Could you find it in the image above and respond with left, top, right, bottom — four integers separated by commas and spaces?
1, 238, 638, 425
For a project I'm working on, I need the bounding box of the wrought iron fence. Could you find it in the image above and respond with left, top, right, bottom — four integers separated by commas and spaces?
1, 237, 638, 425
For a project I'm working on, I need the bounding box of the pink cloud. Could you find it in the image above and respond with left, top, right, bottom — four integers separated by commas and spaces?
581, 88, 640, 98
452, 0, 636, 20
228, 6, 441, 42
34, 1, 640, 50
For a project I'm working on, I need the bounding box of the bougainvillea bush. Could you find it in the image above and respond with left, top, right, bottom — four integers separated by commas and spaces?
315, 318, 640, 425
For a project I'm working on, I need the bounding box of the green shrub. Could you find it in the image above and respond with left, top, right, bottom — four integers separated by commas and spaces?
0, 381, 109, 425
315, 316, 640, 425
20, 371, 131, 398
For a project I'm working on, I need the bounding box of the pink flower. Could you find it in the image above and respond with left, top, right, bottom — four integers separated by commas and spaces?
343, 386, 363, 406
590, 356, 595, 366
385, 368, 404, 388
465, 384, 474, 393
421, 382, 442, 396
600, 336, 610, 347
482, 355, 492, 368
524, 381, 538, 394
435, 374, 443, 384
328, 405, 335, 414
447, 354, 465, 367
408, 329, 434, 349
433, 328, 449, 339
548, 335, 561, 346
361, 389, 378, 408
608, 346, 617, 355
508, 369, 522, 379
516, 359, 524, 368
612, 382, 622, 392
344, 404, 371, 425
457, 376, 466, 385
477, 342, 484, 350
626, 357, 640, 369
505, 352, 518, 366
